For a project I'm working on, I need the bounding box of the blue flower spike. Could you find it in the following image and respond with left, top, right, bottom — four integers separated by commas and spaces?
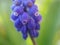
10, 0, 42, 40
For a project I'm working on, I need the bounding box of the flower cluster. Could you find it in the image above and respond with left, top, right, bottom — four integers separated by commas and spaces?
10, 0, 42, 39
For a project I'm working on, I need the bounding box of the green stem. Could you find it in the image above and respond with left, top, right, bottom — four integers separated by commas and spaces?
29, 34, 37, 45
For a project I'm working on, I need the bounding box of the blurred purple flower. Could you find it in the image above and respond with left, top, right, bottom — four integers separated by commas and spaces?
10, 0, 42, 39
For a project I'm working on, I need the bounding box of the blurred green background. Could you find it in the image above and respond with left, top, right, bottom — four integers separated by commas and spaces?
0, 0, 60, 45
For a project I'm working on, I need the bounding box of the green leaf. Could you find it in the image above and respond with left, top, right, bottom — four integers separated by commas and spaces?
37, 1, 60, 45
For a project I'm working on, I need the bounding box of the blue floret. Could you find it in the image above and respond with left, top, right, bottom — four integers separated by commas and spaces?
29, 30, 39, 37
27, 5, 38, 15
13, 5, 24, 14
10, 12, 19, 21
23, 0, 33, 7
14, 18, 23, 31
22, 32, 28, 39
31, 0, 35, 3
27, 18, 36, 30
35, 23, 40, 30
13, 0, 22, 5
19, 12, 30, 25
11, 4, 16, 10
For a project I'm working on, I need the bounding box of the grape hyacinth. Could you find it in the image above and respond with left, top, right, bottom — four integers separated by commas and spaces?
10, 0, 42, 40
